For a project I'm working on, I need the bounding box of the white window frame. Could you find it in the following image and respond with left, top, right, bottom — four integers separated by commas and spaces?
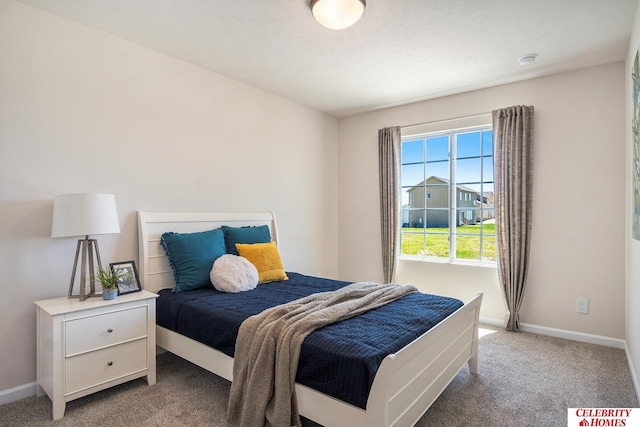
400, 114, 495, 265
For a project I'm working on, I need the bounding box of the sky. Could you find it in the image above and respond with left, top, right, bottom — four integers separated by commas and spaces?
401, 129, 493, 206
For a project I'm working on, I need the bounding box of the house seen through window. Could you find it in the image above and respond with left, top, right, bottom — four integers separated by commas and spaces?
401, 124, 496, 263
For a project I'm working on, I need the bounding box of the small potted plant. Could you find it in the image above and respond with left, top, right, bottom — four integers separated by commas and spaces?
96, 266, 124, 300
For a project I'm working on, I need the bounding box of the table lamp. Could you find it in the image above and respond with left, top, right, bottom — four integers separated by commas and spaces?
51, 193, 121, 300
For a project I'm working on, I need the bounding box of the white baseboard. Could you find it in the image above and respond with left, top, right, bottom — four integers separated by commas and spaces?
479, 316, 626, 349
479, 316, 505, 328
0, 382, 36, 406
625, 342, 640, 402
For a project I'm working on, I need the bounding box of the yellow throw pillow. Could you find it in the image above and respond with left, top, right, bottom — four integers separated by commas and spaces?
235, 241, 288, 284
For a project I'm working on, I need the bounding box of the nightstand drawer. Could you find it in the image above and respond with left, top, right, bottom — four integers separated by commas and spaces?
65, 306, 147, 356
65, 338, 147, 394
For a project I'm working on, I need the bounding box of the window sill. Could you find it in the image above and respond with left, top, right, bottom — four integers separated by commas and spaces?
398, 255, 496, 268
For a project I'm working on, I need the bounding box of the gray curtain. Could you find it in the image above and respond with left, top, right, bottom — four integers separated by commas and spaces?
492, 106, 534, 331
378, 126, 401, 284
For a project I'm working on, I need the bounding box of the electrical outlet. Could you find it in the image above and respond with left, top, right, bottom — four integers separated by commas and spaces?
576, 298, 589, 314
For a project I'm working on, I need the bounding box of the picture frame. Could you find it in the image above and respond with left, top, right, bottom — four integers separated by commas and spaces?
110, 260, 142, 295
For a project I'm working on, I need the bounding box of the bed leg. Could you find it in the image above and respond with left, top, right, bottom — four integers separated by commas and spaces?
468, 295, 482, 375
468, 325, 479, 374
468, 356, 478, 374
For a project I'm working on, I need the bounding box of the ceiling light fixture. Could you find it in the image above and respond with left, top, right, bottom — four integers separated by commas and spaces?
311, 0, 366, 30
518, 54, 538, 67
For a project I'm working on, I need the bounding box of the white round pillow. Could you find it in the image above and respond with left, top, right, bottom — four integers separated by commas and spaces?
210, 254, 259, 293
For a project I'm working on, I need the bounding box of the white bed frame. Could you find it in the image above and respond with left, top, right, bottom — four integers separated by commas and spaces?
137, 211, 483, 427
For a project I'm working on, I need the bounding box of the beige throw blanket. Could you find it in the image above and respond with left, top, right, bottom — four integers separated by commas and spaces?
226, 282, 417, 427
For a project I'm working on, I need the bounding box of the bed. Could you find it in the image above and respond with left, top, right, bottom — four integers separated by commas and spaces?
137, 211, 483, 427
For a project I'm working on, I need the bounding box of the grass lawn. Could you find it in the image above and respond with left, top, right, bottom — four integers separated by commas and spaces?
401, 223, 496, 261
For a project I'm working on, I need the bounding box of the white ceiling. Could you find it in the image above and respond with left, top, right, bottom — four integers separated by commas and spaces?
17, 0, 639, 118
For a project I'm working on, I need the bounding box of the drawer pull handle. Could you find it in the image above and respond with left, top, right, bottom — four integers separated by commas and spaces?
107, 361, 113, 366
107, 329, 113, 333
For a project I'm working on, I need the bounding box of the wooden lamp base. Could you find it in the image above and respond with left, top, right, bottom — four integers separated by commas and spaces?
68, 235, 102, 301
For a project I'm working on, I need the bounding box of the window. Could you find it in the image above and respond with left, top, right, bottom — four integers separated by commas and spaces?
400, 124, 495, 263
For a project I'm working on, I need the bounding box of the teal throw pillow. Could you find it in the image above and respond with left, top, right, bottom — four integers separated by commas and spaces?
221, 225, 271, 255
161, 228, 226, 292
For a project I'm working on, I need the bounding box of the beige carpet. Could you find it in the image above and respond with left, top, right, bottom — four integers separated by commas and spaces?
1, 325, 637, 426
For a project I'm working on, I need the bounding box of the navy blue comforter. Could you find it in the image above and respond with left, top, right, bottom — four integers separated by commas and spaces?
156, 272, 463, 409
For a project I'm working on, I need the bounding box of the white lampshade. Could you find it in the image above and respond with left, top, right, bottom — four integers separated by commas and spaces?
51, 193, 120, 238
311, 0, 366, 30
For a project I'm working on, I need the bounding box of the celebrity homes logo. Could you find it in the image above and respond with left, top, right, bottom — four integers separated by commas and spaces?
568, 408, 639, 426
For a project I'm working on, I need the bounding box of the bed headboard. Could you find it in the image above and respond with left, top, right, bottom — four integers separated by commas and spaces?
137, 211, 279, 293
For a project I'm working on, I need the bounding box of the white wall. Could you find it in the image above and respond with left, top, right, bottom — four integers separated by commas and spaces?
0, 1, 339, 393
625, 0, 640, 399
338, 63, 626, 339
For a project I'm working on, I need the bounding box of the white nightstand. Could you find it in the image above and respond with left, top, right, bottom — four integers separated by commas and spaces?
35, 290, 158, 420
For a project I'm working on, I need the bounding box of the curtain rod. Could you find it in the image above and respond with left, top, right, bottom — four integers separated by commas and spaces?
401, 112, 491, 130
